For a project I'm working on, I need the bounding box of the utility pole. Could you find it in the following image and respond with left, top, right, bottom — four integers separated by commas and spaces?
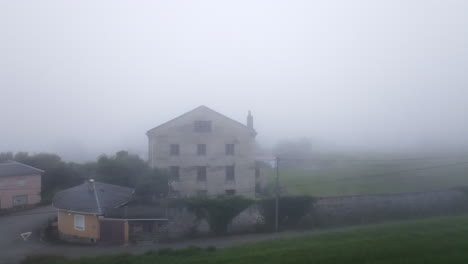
275, 156, 280, 232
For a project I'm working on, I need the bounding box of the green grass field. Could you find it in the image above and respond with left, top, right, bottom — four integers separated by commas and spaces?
24, 214, 468, 264
268, 158, 468, 196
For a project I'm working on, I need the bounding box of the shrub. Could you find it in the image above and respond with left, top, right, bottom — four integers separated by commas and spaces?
258, 195, 316, 231
185, 195, 254, 235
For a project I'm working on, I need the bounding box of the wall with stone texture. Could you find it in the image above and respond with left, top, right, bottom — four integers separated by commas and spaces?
229, 204, 263, 233
160, 189, 468, 240
301, 189, 468, 227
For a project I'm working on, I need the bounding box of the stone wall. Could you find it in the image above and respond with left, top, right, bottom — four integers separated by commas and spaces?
301, 189, 468, 227
159, 207, 209, 241
229, 204, 263, 233
160, 205, 259, 240
161, 189, 468, 239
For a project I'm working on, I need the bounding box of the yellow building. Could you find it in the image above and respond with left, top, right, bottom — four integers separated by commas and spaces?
53, 180, 167, 244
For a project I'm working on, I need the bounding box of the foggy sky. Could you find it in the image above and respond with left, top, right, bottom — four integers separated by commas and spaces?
1, 0, 468, 161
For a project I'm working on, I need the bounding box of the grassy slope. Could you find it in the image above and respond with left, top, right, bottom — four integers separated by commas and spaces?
268, 159, 468, 196
25, 215, 468, 264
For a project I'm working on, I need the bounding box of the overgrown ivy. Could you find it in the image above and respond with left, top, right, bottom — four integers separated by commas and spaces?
185, 195, 254, 236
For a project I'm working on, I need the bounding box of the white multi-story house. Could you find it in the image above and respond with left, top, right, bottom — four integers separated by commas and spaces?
146, 106, 260, 197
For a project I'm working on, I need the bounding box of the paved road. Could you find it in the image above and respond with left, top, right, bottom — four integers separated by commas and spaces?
0, 205, 56, 264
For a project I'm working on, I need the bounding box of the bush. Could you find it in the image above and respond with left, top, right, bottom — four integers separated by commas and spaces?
186, 195, 254, 235
258, 195, 316, 231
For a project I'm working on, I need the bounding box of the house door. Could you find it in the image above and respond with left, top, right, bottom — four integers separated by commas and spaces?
100, 220, 125, 244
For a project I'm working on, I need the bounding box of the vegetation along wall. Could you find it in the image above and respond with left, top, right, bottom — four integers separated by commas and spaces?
303, 189, 468, 227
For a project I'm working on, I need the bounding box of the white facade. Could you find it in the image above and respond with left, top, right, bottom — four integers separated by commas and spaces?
147, 106, 258, 197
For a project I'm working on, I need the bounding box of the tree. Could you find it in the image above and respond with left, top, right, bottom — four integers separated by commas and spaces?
134, 168, 169, 201
186, 195, 254, 236
95, 151, 169, 200
95, 151, 148, 187
0, 150, 170, 203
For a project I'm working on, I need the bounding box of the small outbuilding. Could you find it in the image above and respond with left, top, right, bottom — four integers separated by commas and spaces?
53, 179, 167, 244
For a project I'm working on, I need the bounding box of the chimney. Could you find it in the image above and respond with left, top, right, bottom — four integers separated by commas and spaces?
87, 179, 95, 192
247, 110, 254, 131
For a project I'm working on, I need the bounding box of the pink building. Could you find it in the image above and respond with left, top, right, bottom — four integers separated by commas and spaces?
0, 161, 43, 209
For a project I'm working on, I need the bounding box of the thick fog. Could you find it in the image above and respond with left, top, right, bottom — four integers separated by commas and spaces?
1, 0, 468, 161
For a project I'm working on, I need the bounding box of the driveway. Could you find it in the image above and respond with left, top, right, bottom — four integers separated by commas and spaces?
0, 205, 56, 264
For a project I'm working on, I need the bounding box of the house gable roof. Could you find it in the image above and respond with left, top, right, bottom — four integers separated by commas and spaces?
0, 161, 44, 178
52, 181, 134, 215
146, 105, 252, 135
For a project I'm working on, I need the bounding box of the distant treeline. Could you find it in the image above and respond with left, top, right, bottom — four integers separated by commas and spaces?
0, 151, 168, 203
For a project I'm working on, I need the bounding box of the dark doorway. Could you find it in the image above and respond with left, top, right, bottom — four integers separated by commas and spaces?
100, 220, 125, 244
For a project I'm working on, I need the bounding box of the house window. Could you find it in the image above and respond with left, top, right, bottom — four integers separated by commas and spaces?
197, 166, 207, 182
170, 144, 180, 156
225, 189, 236, 195
225, 165, 235, 182
74, 214, 85, 231
197, 190, 208, 196
194, 121, 212, 133
225, 144, 235, 155
169, 166, 180, 182
197, 144, 206, 155
12, 195, 28, 206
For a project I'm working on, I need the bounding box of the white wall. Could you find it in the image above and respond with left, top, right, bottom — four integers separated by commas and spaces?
148, 107, 257, 197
